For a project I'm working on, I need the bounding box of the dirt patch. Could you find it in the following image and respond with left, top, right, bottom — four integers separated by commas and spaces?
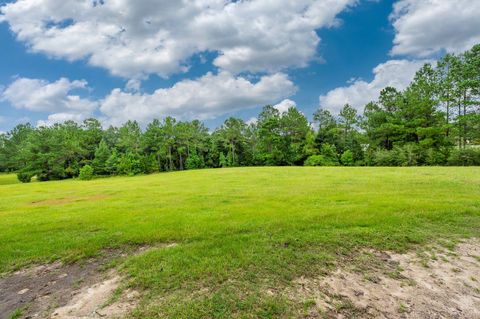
30, 195, 109, 206
291, 239, 480, 318
0, 259, 110, 319
50, 272, 138, 319
0, 243, 177, 319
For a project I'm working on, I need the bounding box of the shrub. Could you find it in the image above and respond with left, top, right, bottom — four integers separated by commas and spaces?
17, 172, 33, 183
304, 155, 325, 166
340, 150, 354, 166
117, 153, 143, 176
186, 151, 204, 170
373, 149, 404, 166
78, 165, 94, 180
304, 154, 338, 166
400, 144, 419, 166
447, 148, 480, 166
320, 143, 339, 166
425, 148, 448, 166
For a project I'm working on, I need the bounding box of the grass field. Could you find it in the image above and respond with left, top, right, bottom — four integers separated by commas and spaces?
1, 167, 479, 318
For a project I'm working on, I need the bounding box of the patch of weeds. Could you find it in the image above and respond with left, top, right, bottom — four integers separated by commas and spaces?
363, 273, 381, 284
334, 298, 356, 312
398, 303, 408, 314
387, 267, 406, 280
9, 307, 26, 319
302, 299, 316, 310
451, 268, 461, 273
72, 278, 85, 289
400, 278, 416, 287
330, 294, 366, 317
416, 251, 431, 268
470, 276, 477, 282
103, 285, 124, 308
473, 255, 480, 263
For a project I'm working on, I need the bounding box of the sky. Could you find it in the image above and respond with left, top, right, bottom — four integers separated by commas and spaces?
0, 0, 479, 132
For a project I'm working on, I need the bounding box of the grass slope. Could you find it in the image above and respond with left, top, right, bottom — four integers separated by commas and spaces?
1, 167, 479, 317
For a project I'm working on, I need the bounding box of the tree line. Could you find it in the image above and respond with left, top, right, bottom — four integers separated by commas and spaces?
1, 45, 479, 182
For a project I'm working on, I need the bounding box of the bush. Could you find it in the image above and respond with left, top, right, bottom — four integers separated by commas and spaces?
117, 153, 143, 176
304, 154, 338, 166
78, 165, 94, 180
340, 150, 354, 166
425, 148, 448, 166
447, 148, 480, 166
320, 144, 339, 166
17, 172, 33, 183
304, 155, 325, 166
373, 149, 405, 166
186, 151, 204, 170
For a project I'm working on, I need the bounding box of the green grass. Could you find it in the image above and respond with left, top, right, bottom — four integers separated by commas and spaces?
0, 173, 20, 185
1, 167, 479, 317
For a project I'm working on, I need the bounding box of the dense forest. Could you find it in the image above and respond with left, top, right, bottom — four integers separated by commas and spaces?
1, 45, 479, 182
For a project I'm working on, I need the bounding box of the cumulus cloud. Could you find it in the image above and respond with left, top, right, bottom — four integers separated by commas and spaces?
391, 0, 480, 57
0, 0, 355, 78
273, 99, 297, 113
36, 113, 89, 127
1, 77, 98, 125
2, 77, 97, 113
319, 59, 429, 113
246, 117, 258, 126
100, 72, 297, 126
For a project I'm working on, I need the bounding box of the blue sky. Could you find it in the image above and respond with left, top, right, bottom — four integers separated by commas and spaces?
0, 0, 479, 132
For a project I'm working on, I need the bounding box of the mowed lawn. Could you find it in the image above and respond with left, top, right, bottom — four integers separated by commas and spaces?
1, 167, 480, 317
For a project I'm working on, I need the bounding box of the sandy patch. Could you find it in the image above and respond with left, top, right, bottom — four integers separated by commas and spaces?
50, 272, 138, 319
0, 243, 178, 319
291, 240, 480, 318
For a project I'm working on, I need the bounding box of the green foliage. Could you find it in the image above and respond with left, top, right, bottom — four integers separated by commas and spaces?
425, 148, 448, 166
319, 143, 339, 166
106, 149, 120, 175
186, 150, 204, 170
373, 149, 405, 167
17, 172, 33, 183
219, 152, 228, 168
117, 153, 143, 176
447, 148, 480, 166
78, 165, 94, 180
340, 150, 354, 166
304, 155, 327, 166
92, 140, 111, 175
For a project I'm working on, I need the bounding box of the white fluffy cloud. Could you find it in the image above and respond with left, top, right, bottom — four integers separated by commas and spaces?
36, 113, 89, 127
1, 72, 295, 126
319, 59, 428, 113
1, 77, 98, 126
1, 77, 97, 113
391, 0, 480, 57
273, 99, 297, 113
100, 72, 297, 125
0, 0, 355, 78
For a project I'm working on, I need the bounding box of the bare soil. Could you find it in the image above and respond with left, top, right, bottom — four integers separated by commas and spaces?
0, 243, 177, 319
291, 239, 480, 318
0, 258, 114, 319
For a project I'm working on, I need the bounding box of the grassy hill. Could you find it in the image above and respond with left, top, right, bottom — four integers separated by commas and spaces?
1, 167, 479, 317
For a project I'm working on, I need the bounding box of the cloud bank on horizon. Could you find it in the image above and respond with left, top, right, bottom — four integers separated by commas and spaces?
0, 0, 480, 128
